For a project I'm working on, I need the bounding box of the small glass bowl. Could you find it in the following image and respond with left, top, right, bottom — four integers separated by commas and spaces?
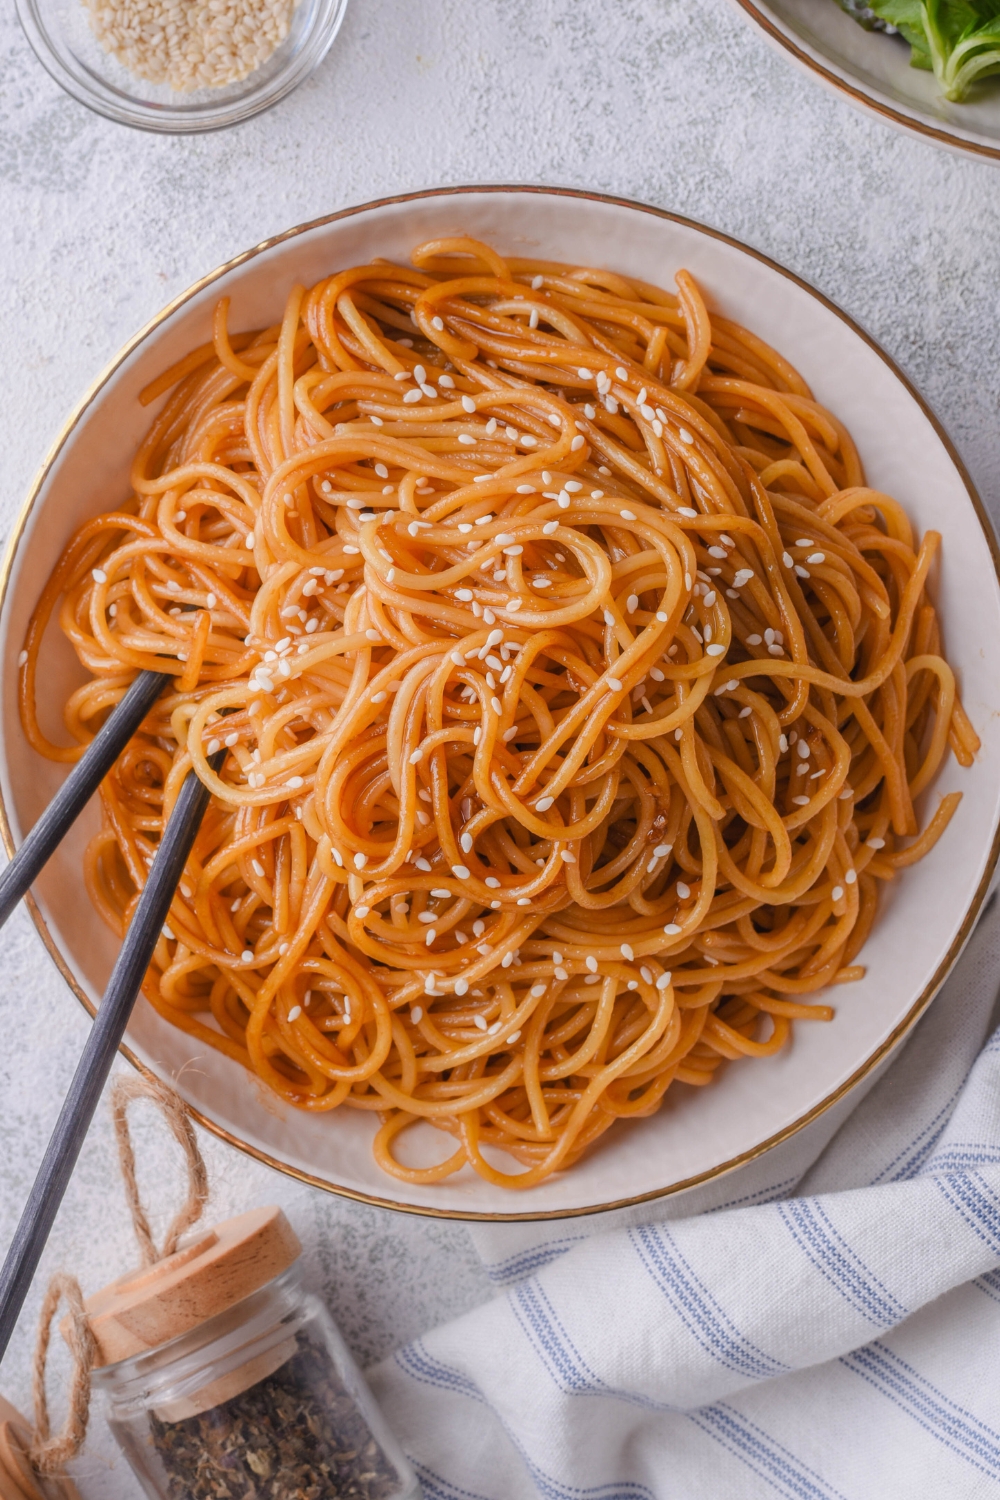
15, 0, 349, 133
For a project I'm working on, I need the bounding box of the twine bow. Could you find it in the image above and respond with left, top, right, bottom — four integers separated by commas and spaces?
25, 1075, 208, 1478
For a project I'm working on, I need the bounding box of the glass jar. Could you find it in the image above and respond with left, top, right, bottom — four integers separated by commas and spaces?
15, 0, 349, 134
88, 1217, 420, 1500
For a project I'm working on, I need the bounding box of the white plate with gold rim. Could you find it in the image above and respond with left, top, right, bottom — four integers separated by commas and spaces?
733, 0, 1000, 161
2, 186, 999, 1221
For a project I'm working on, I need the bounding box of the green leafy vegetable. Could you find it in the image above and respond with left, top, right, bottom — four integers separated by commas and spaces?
837, 0, 1000, 99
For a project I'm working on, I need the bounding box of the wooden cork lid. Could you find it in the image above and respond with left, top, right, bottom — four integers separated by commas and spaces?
83, 1206, 301, 1368
0, 1398, 78, 1500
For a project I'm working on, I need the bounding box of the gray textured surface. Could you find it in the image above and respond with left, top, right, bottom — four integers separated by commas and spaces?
0, 0, 998, 1492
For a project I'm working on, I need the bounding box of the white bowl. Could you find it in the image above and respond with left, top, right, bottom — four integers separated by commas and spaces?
732, 0, 1000, 162
2, 187, 999, 1221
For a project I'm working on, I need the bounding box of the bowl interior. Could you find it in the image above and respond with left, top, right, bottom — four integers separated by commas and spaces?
3, 187, 999, 1219
736, 0, 1000, 158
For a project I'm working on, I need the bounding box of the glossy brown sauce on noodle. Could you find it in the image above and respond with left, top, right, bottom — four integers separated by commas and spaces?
20, 236, 979, 1189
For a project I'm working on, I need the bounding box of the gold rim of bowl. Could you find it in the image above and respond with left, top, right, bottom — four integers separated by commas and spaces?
2, 184, 998, 1221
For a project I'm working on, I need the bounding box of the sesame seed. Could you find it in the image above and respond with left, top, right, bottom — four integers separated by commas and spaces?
707, 546, 727, 560
531, 275, 544, 289
832, 886, 844, 902
288, 1005, 302, 1022
92, 567, 107, 583
354, 853, 367, 869
807, 552, 826, 564
452, 865, 471, 879
782, 551, 794, 568
868, 837, 885, 849
676, 882, 691, 899
241, 950, 254, 962
845, 868, 857, 884
403, 389, 422, 404
17, 651, 27, 667
663, 923, 681, 935
792, 795, 810, 806
706, 644, 726, 657
607, 677, 623, 691
560, 850, 575, 863
656, 971, 672, 990
461, 395, 476, 413
620, 943, 634, 961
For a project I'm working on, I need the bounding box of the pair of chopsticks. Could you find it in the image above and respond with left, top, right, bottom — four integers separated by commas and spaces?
0, 669, 221, 1363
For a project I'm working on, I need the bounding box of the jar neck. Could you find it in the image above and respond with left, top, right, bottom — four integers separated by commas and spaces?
93, 1264, 305, 1417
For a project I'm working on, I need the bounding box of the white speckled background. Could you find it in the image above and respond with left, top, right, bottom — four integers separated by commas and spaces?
1, 1, 999, 1492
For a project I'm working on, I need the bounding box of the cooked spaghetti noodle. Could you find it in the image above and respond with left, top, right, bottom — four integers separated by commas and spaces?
20, 237, 980, 1189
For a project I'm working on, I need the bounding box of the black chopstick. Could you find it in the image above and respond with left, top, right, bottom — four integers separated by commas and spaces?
0, 668, 170, 932
0, 752, 222, 1365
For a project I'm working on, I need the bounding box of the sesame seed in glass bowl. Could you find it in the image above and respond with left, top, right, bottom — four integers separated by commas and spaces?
15, 0, 348, 132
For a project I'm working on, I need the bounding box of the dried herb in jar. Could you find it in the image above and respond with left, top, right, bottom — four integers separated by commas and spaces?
149, 1335, 402, 1500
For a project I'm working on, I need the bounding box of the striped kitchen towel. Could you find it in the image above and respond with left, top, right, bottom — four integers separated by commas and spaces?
370, 893, 1000, 1498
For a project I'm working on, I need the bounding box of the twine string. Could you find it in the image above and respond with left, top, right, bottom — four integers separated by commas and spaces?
28, 1273, 96, 1476
110, 1075, 209, 1266
26, 1076, 208, 1477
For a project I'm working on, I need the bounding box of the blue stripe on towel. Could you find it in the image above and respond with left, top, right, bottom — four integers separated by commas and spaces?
630, 1223, 788, 1380
935, 1171, 1000, 1257
777, 1198, 908, 1326
413, 1461, 494, 1500
841, 1341, 1000, 1476
707, 1176, 800, 1213
689, 1403, 848, 1499
396, 1340, 654, 1500
870, 1090, 963, 1183
483, 1237, 585, 1285
927, 1145, 1000, 1172
974, 1266, 1000, 1304
395, 1340, 486, 1404
510, 1278, 667, 1410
